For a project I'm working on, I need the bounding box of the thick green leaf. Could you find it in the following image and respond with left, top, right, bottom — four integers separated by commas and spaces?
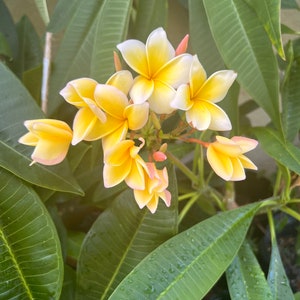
0, 168, 63, 299
226, 240, 272, 299
203, 0, 280, 126
76, 166, 178, 299
244, 0, 285, 59
282, 39, 300, 141
109, 202, 260, 300
188, 0, 224, 74
48, 0, 132, 116
0, 62, 83, 195
253, 127, 300, 175
130, 0, 168, 41
281, 0, 299, 9
267, 238, 294, 300
33, 0, 49, 25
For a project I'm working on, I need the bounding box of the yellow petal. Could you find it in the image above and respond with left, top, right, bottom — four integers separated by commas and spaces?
171, 84, 193, 111
196, 70, 237, 103
146, 27, 175, 76
102, 123, 128, 152
124, 103, 149, 130
230, 157, 246, 181
203, 102, 232, 131
106, 70, 133, 95
83, 97, 106, 123
31, 138, 70, 166
134, 189, 153, 209
239, 155, 258, 170
104, 139, 134, 165
19, 132, 38, 146
159, 190, 172, 207
130, 76, 154, 104
155, 54, 193, 88
207, 146, 233, 181
186, 101, 211, 130
60, 78, 98, 107
148, 81, 176, 114
189, 55, 207, 97
146, 196, 159, 214
117, 39, 149, 77
231, 136, 258, 153
103, 160, 131, 188
125, 158, 146, 190
94, 84, 128, 119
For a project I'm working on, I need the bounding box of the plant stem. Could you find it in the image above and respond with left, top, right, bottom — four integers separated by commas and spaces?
178, 194, 199, 224
280, 206, 300, 221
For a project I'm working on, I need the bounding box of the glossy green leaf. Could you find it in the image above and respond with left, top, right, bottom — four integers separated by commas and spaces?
0, 62, 83, 195
226, 240, 273, 299
48, 0, 132, 116
109, 202, 260, 300
130, 0, 168, 41
188, 0, 224, 74
76, 166, 178, 299
33, 0, 49, 25
244, 0, 285, 59
0, 168, 63, 299
253, 127, 300, 175
203, 0, 280, 126
267, 238, 294, 300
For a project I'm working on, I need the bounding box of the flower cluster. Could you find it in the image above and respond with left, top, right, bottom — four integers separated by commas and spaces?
19, 27, 258, 213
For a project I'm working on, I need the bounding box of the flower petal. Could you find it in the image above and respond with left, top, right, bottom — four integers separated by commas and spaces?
203, 102, 232, 131
207, 146, 233, 181
134, 189, 153, 209
146, 27, 175, 76
185, 101, 211, 130
239, 155, 258, 170
117, 39, 148, 77
230, 157, 246, 181
103, 161, 131, 188
190, 55, 207, 96
171, 84, 193, 111
101, 123, 128, 152
130, 76, 154, 104
148, 81, 176, 114
60, 78, 98, 107
146, 196, 159, 214
106, 70, 133, 95
104, 139, 134, 165
94, 84, 128, 119
125, 103, 149, 130
155, 54, 193, 88
125, 158, 146, 190
231, 136, 258, 153
196, 70, 237, 103
19, 132, 38, 146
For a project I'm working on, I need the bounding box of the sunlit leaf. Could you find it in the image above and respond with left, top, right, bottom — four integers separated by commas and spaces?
76, 166, 178, 299
226, 240, 272, 299
267, 238, 294, 300
0, 168, 63, 299
0, 62, 83, 195
253, 127, 300, 175
48, 0, 132, 116
244, 0, 285, 59
109, 202, 260, 299
203, 0, 281, 127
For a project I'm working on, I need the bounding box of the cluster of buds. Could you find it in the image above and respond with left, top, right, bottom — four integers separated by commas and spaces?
19, 28, 258, 213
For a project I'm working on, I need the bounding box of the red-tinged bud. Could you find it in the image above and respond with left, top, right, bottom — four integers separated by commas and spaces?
175, 34, 189, 56
113, 51, 122, 71
153, 151, 167, 162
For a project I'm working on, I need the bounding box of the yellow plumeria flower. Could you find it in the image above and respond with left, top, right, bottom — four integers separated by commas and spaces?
19, 119, 72, 166
134, 163, 171, 214
103, 138, 148, 190
94, 83, 149, 151
207, 136, 258, 181
117, 27, 193, 114
171, 55, 237, 131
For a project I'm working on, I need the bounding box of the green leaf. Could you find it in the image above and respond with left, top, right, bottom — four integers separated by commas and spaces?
76, 166, 178, 299
281, 0, 299, 9
203, 0, 280, 126
253, 127, 300, 175
267, 239, 294, 300
226, 240, 273, 299
109, 202, 260, 300
48, 0, 132, 116
188, 0, 224, 74
0, 62, 83, 195
0, 168, 63, 299
33, 0, 49, 25
130, 0, 168, 41
244, 0, 285, 59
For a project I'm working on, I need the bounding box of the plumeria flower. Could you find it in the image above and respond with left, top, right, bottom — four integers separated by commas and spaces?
207, 136, 258, 181
117, 27, 193, 114
171, 55, 237, 131
94, 84, 149, 151
134, 163, 171, 214
103, 138, 148, 190
19, 119, 72, 165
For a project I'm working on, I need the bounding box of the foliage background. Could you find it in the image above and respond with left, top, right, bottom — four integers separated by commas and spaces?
1, 0, 300, 299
